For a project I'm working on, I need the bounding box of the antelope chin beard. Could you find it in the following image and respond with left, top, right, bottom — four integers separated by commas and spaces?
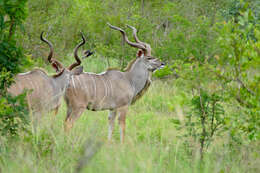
158, 64, 165, 70
152, 65, 165, 72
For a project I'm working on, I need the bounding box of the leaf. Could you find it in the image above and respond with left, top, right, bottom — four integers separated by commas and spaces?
169, 118, 181, 125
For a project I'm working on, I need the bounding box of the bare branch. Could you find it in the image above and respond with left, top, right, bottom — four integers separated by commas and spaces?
236, 78, 256, 96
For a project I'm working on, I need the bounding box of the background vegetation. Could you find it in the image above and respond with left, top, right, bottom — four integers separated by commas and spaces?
0, 0, 30, 138
0, 0, 259, 172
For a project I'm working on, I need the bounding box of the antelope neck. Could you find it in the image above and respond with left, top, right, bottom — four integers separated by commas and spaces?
52, 72, 69, 93
126, 59, 149, 97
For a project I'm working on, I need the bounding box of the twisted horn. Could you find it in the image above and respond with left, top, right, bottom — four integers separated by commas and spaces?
126, 24, 152, 56
68, 32, 86, 70
40, 32, 64, 71
40, 31, 53, 63
126, 25, 144, 44
107, 23, 147, 52
82, 50, 94, 59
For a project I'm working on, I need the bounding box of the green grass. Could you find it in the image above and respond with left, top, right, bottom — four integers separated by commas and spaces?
0, 70, 259, 173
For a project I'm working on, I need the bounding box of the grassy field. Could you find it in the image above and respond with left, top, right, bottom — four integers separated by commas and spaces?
0, 82, 259, 173
0, 58, 259, 173
1, 0, 259, 172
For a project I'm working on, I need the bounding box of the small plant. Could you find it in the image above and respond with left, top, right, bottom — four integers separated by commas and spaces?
0, 91, 29, 138
190, 90, 225, 160
174, 89, 226, 160
216, 2, 260, 141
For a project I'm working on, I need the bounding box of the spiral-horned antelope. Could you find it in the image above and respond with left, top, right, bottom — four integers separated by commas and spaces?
64, 23, 165, 142
7, 32, 91, 116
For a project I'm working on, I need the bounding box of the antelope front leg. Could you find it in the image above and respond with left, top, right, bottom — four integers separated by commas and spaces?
108, 110, 117, 141
64, 107, 85, 132
117, 106, 128, 143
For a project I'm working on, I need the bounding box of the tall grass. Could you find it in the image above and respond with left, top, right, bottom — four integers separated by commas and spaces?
0, 74, 259, 172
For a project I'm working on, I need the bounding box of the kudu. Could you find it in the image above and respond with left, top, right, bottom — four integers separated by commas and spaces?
64, 23, 165, 143
7, 32, 89, 116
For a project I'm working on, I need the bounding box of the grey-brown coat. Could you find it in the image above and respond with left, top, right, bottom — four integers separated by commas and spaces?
7, 32, 89, 115
64, 24, 165, 143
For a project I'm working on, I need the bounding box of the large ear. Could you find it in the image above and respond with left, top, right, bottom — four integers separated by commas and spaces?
51, 62, 60, 72
71, 66, 83, 75
82, 50, 94, 59
136, 50, 144, 58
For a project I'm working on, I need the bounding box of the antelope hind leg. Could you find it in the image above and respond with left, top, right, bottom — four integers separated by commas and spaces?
117, 106, 128, 143
53, 105, 60, 117
108, 110, 117, 141
31, 110, 43, 134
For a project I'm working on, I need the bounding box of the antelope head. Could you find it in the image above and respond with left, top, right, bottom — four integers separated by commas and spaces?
7, 32, 92, 116
40, 32, 90, 88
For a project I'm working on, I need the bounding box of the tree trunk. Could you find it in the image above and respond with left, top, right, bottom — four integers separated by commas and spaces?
8, 17, 15, 40
141, 0, 144, 16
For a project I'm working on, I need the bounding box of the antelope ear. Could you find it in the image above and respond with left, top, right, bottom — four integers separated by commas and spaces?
51, 62, 60, 72
71, 66, 83, 75
136, 50, 144, 58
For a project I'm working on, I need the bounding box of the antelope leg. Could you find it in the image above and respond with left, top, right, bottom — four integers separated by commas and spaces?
108, 110, 117, 141
117, 106, 128, 143
64, 107, 85, 132
53, 105, 60, 116
31, 111, 43, 134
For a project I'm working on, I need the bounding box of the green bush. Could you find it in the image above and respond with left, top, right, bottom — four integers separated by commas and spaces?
0, 0, 30, 138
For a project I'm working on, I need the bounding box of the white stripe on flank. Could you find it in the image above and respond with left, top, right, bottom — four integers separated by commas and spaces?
32, 80, 37, 95
90, 75, 96, 100
71, 76, 76, 89
99, 77, 108, 108
107, 78, 113, 99
82, 75, 89, 97
16, 80, 22, 92
71, 75, 76, 96
75, 75, 82, 90
28, 77, 35, 93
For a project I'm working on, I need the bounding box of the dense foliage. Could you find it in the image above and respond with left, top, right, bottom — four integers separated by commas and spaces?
170, 0, 260, 158
0, 0, 30, 137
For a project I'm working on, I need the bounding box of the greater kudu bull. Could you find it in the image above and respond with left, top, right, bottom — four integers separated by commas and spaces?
7, 32, 90, 116
64, 24, 165, 143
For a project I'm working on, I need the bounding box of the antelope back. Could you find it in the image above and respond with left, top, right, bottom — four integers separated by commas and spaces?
7, 32, 91, 114
8, 69, 58, 112
65, 70, 134, 111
